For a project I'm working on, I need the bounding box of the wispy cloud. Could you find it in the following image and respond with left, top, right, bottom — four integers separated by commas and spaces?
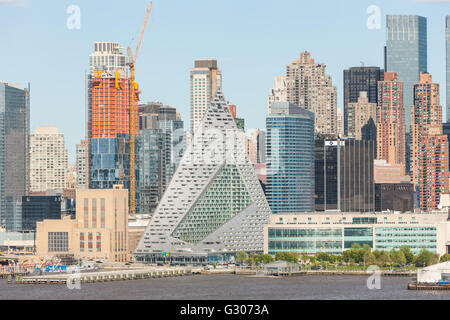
0, 0, 27, 7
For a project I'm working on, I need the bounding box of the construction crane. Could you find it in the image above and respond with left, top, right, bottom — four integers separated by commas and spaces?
127, 1, 153, 215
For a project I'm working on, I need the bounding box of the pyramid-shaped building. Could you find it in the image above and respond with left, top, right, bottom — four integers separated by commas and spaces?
134, 90, 271, 262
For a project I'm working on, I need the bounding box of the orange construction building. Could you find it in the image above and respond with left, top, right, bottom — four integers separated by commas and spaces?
90, 71, 138, 138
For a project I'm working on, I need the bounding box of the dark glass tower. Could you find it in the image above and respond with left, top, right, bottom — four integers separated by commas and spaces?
0, 82, 30, 230
21, 196, 61, 231
315, 138, 375, 212
343, 67, 384, 136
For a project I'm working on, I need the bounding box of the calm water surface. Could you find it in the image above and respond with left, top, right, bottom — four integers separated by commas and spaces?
1, 275, 449, 300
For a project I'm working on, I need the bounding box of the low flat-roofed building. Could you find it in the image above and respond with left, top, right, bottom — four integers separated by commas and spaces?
36, 185, 129, 262
264, 211, 450, 256
264, 260, 300, 275
0, 229, 35, 252
417, 261, 450, 283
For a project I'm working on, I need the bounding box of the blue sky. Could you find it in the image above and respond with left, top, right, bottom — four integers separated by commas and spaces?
1, 0, 449, 162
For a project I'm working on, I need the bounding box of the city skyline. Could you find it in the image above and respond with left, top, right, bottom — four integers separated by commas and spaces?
1, 0, 449, 162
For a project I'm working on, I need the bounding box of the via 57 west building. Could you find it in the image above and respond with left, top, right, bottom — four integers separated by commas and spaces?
134, 91, 271, 263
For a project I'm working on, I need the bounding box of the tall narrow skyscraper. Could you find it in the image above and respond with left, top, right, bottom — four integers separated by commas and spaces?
410, 73, 448, 211
190, 59, 222, 133
285, 52, 337, 136
446, 16, 450, 122
0, 82, 30, 230
343, 66, 384, 136
376, 72, 405, 173
76, 139, 89, 189
86, 42, 139, 212
138, 102, 185, 214
266, 101, 315, 214
385, 15, 427, 171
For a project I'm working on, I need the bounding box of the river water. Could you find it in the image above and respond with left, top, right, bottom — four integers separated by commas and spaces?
0, 274, 449, 300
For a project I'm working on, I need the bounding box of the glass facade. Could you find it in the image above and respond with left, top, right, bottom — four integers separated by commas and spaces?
374, 226, 436, 253
343, 67, 384, 136
340, 140, 375, 212
344, 227, 373, 249
267, 223, 439, 255
172, 164, 252, 244
315, 139, 339, 211
268, 228, 343, 255
386, 15, 427, 132
90, 134, 140, 212
138, 129, 171, 214
315, 139, 375, 212
137, 104, 186, 214
266, 102, 315, 214
386, 15, 427, 173
21, 196, 61, 231
374, 183, 414, 212
0, 83, 30, 230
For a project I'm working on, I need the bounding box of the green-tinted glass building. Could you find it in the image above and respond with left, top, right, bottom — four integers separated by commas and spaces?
265, 212, 447, 256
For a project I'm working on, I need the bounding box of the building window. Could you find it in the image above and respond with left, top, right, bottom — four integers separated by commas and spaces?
80, 232, 85, 252
92, 198, 97, 228
84, 198, 89, 228
96, 232, 101, 252
48, 232, 68, 252
88, 232, 93, 252
100, 198, 105, 228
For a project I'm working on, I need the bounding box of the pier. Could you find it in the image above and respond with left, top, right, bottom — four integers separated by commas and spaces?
10, 267, 202, 285
408, 282, 450, 291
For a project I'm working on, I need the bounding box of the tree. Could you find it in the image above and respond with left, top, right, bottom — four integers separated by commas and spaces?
376, 251, 390, 267
261, 254, 274, 264
363, 251, 376, 265
236, 251, 248, 264
399, 246, 415, 265
415, 249, 439, 267
275, 252, 299, 263
390, 249, 406, 266
315, 252, 332, 263
440, 253, 450, 262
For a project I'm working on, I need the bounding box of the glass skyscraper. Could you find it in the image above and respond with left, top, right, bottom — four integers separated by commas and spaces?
315, 138, 375, 212
343, 67, 384, 136
266, 101, 315, 214
138, 103, 185, 214
0, 82, 30, 230
385, 15, 427, 172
